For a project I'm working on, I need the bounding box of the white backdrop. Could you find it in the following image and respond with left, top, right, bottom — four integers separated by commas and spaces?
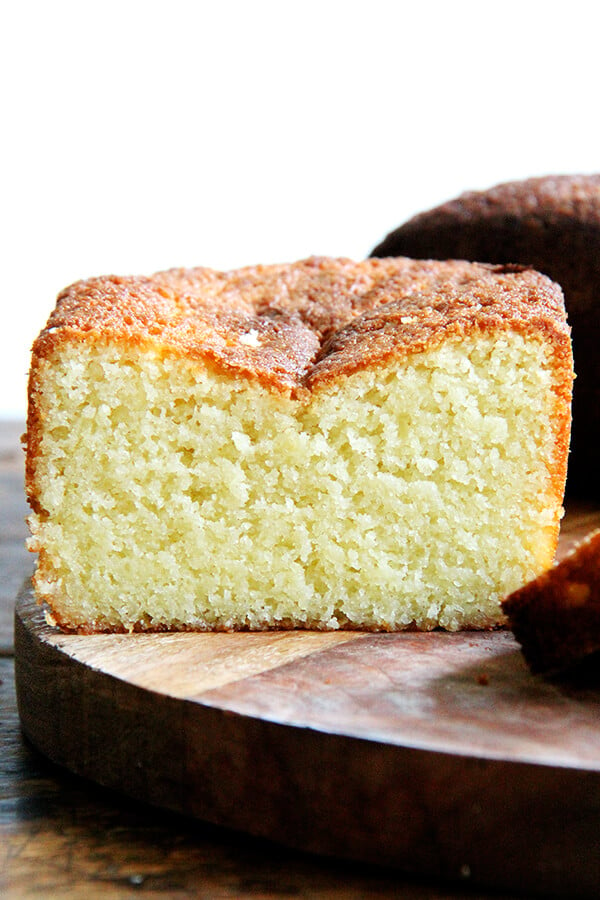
3, 0, 600, 417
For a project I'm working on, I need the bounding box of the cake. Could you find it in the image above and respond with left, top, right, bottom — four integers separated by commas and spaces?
503, 530, 600, 674
370, 174, 600, 498
25, 256, 573, 634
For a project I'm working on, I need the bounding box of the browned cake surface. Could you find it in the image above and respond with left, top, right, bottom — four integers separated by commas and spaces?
28, 256, 573, 519
503, 530, 600, 674
31, 255, 570, 394
28, 256, 573, 499
372, 175, 600, 264
370, 175, 600, 497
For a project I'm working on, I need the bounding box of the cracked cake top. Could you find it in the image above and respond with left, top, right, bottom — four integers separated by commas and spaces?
31, 256, 571, 397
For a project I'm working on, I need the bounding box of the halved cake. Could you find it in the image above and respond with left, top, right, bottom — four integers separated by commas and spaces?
25, 256, 573, 633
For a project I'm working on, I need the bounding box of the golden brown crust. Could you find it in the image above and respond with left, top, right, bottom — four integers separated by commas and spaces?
31, 256, 570, 395
307, 265, 570, 384
503, 530, 600, 674
45, 607, 502, 635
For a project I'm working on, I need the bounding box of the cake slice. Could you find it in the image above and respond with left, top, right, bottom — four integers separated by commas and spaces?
370, 174, 600, 498
25, 256, 573, 633
503, 530, 600, 674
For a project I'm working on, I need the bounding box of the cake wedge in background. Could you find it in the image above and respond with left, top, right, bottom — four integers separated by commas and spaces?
25, 256, 573, 633
370, 174, 600, 498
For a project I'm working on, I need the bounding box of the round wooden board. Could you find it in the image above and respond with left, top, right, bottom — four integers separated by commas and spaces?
14, 506, 600, 898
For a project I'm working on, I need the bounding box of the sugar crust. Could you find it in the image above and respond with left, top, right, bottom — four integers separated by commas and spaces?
27, 256, 573, 503
30, 256, 570, 389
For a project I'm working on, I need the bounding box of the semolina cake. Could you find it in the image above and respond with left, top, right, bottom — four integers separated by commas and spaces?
25, 256, 573, 634
503, 530, 600, 674
370, 174, 600, 498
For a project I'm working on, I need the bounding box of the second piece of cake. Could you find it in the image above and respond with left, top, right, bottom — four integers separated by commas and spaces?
26, 256, 573, 633
503, 530, 600, 674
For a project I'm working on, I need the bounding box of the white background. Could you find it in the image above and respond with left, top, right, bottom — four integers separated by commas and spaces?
3, 0, 599, 418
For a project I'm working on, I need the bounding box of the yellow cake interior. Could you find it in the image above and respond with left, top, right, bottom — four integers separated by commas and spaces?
27, 329, 561, 632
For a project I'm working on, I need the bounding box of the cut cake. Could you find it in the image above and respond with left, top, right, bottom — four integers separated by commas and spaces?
25, 256, 573, 633
503, 530, 600, 674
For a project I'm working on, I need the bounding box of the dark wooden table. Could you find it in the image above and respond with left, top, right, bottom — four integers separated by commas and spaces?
0, 420, 532, 898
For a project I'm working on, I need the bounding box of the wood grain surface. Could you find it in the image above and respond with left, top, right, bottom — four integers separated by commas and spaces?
2, 653, 453, 900
5, 417, 600, 898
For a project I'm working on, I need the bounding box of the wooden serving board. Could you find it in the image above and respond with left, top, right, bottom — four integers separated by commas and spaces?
14, 505, 600, 898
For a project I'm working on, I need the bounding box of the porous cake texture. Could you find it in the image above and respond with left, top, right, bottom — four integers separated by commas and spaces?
26, 257, 573, 633
370, 174, 600, 497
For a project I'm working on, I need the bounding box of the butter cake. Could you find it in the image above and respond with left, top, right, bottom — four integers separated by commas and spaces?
25, 256, 573, 633
370, 174, 600, 497
503, 530, 600, 674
